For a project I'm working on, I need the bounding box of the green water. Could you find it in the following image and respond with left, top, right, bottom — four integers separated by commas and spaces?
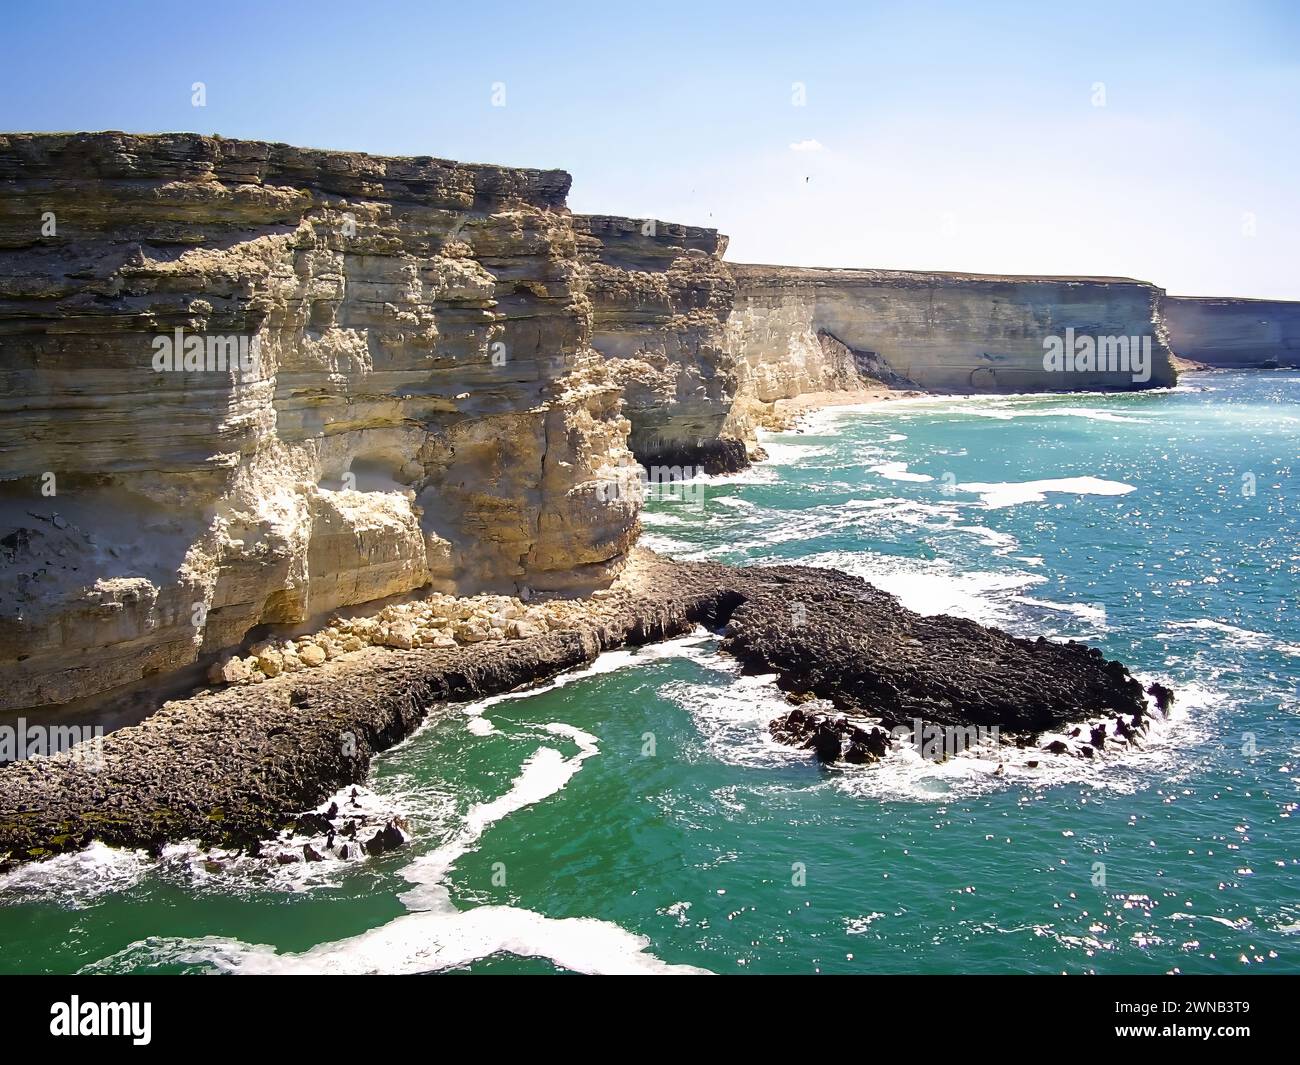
1, 372, 1297, 974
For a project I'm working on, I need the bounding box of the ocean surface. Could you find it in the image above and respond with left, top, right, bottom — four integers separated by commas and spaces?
2, 371, 1297, 975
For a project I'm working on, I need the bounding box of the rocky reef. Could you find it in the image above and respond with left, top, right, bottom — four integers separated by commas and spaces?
721, 565, 1148, 733
1164, 295, 1300, 368
0, 552, 1155, 863
723, 560, 1169, 766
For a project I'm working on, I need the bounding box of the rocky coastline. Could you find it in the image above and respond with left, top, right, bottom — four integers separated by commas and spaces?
0, 550, 1160, 867
7, 130, 1264, 873
0, 133, 1197, 716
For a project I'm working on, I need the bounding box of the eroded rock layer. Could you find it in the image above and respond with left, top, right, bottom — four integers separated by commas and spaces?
574, 215, 745, 471
0, 132, 638, 711
575, 251, 1184, 474
727, 264, 1178, 395
1164, 295, 1300, 368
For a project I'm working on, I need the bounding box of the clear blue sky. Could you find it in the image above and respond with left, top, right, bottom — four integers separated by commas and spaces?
4, 0, 1298, 298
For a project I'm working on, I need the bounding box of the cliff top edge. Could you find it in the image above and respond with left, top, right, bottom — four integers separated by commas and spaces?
1165, 294, 1300, 307
728, 262, 1157, 288
0, 130, 574, 209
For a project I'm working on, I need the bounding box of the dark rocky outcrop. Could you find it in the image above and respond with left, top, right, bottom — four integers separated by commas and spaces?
1146, 681, 1175, 713
0, 551, 1153, 864
722, 565, 1147, 734
363, 819, 410, 857
771, 708, 893, 765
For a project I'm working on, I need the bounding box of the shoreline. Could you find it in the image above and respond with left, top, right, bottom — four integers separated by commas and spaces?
750, 369, 1229, 440
759, 386, 901, 431
5, 374, 1245, 869
0, 550, 1153, 866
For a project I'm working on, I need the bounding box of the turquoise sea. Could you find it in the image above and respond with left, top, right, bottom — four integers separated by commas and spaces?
1, 371, 1297, 974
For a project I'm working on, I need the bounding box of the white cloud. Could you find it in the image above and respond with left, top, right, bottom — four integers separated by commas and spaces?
788, 139, 824, 152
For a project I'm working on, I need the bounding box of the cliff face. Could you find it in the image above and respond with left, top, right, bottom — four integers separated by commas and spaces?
0, 132, 1223, 715
0, 133, 638, 711
1164, 296, 1300, 368
581, 258, 1182, 473
727, 265, 1178, 395
573, 215, 744, 471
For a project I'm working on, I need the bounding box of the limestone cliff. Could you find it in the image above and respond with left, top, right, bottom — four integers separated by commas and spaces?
1164, 295, 1300, 368
573, 215, 744, 471
0, 132, 638, 711
0, 132, 1235, 717
575, 249, 1182, 474
727, 264, 1178, 396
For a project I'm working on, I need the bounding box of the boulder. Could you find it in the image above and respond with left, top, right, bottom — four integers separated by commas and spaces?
377, 621, 417, 650
364, 819, 410, 856
207, 656, 251, 685
454, 618, 491, 643
295, 812, 333, 835
1146, 681, 1175, 712
256, 650, 284, 678
807, 719, 845, 763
